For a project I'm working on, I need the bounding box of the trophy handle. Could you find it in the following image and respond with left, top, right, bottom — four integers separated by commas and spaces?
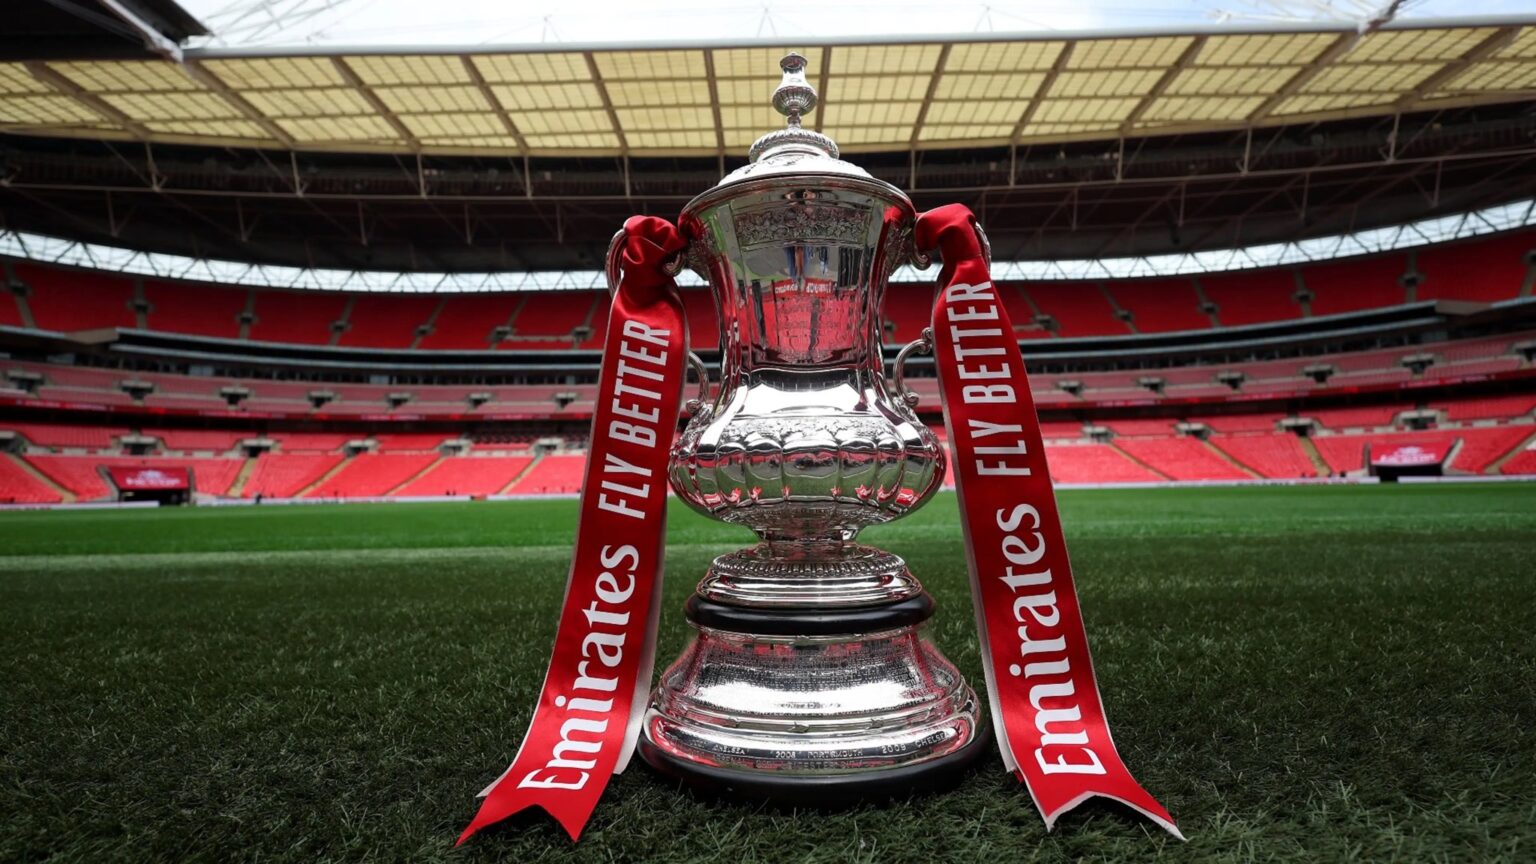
893, 327, 933, 408
970, 214, 993, 267
604, 228, 626, 296
685, 350, 710, 415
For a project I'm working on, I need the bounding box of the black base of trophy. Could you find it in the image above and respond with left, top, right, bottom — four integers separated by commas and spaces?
683, 591, 936, 636
637, 721, 991, 807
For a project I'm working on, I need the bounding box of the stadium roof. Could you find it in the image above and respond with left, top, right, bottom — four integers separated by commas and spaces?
3, 17, 1536, 157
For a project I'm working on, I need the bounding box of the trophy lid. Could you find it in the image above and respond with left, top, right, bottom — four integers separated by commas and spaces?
680, 52, 907, 216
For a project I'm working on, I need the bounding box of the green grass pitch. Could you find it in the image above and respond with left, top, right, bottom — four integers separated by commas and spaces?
3, 484, 1534, 862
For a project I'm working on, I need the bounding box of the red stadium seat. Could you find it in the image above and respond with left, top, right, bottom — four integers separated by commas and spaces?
1416, 231, 1533, 303
681, 290, 720, 351
394, 455, 534, 496
1499, 445, 1536, 475
1025, 282, 1130, 338
15, 263, 137, 331
0, 289, 24, 327
1103, 418, 1178, 437
1303, 254, 1409, 316
1308, 404, 1410, 430
1437, 394, 1536, 422
305, 453, 439, 498
417, 295, 521, 350
1312, 427, 1529, 474
3, 422, 127, 449
882, 283, 934, 343
1190, 414, 1286, 434
1211, 434, 1318, 479
26, 455, 244, 499
1113, 437, 1249, 481
1200, 269, 1302, 326
1107, 278, 1209, 333
143, 280, 248, 339
507, 453, 588, 494
145, 428, 248, 451
1040, 443, 1163, 483
501, 294, 598, 348
372, 433, 449, 451
338, 295, 441, 348
242, 453, 343, 498
0, 456, 64, 503
249, 290, 349, 345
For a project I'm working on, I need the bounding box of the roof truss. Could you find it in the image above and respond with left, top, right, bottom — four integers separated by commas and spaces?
1, 21, 1534, 158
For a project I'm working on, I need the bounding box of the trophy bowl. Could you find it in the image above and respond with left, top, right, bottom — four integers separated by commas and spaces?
637, 53, 987, 799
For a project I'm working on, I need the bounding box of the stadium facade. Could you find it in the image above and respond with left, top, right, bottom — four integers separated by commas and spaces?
2, 2, 1535, 504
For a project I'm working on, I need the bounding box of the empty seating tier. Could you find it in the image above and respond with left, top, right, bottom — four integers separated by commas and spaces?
4, 423, 127, 449
4, 229, 1533, 351
1211, 434, 1319, 479
1200, 270, 1300, 327
1499, 445, 1536, 475
0, 457, 63, 503
305, 453, 438, 498
1108, 278, 1209, 333
249, 290, 348, 345
1040, 444, 1164, 484
146, 428, 248, 451
26, 455, 244, 499
508, 453, 587, 495
1415, 231, 1533, 303
416, 295, 521, 350
1025, 282, 1128, 338
395, 456, 534, 496
1304, 255, 1408, 316
15, 263, 137, 331
1114, 437, 1249, 481
1437, 394, 1536, 422
143, 280, 246, 339
339, 295, 440, 348
242, 454, 343, 498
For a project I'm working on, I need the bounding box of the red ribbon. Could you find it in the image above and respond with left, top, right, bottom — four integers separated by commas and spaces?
458, 216, 688, 844
918, 203, 1180, 838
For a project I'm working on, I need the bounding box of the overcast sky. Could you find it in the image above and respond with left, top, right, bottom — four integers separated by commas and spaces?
177, 0, 1536, 48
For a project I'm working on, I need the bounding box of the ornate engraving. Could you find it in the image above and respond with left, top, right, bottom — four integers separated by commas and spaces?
733, 204, 869, 247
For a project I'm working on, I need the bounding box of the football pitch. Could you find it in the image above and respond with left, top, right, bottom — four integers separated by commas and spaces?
3, 484, 1534, 863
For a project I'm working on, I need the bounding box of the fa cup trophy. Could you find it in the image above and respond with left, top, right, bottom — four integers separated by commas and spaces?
461, 52, 1178, 845
636, 52, 987, 798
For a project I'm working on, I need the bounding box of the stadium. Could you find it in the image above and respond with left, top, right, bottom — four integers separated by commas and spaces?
2, 0, 1534, 861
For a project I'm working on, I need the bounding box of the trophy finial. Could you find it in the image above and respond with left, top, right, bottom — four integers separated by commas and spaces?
772, 52, 817, 127
748, 52, 839, 163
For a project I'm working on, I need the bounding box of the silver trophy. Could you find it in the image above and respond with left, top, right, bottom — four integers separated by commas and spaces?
636, 53, 987, 799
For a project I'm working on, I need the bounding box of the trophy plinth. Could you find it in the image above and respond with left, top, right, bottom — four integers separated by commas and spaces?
639, 53, 987, 800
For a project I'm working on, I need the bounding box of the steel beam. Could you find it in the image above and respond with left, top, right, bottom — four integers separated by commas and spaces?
909, 43, 952, 149
1397, 26, 1521, 111
182, 59, 296, 148
24, 62, 151, 140
1248, 32, 1358, 123
461, 56, 529, 154
331, 57, 421, 152
1012, 43, 1073, 143
584, 52, 629, 154
1121, 36, 1207, 135
703, 49, 727, 157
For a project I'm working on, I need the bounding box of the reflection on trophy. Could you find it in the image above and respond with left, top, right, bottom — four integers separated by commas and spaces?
637, 53, 988, 798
